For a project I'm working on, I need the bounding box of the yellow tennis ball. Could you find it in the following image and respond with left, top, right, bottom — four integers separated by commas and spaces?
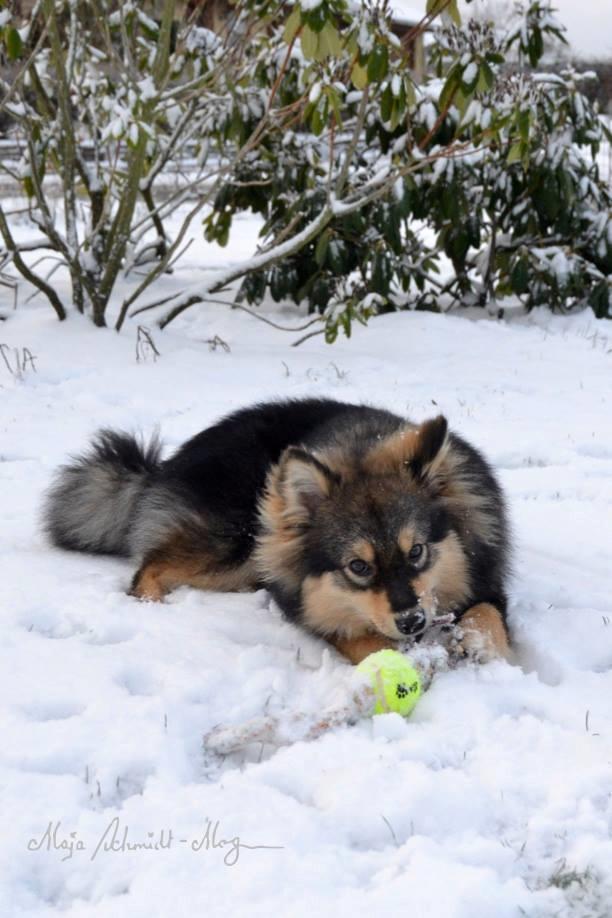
357, 649, 422, 716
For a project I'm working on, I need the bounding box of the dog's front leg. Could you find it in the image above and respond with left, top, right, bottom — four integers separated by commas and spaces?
330, 632, 396, 665
454, 602, 511, 663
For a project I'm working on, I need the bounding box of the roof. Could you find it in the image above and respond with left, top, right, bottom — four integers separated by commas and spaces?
389, 1, 426, 25
346, 0, 427, 27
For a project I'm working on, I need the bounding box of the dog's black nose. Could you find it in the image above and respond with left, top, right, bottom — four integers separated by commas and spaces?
395, 610, 426, 635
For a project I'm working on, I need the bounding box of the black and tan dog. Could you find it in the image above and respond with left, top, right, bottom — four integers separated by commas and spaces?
44, 399, 511, 664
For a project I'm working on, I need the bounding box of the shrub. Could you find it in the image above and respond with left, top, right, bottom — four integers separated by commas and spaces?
1, 0, 610, 335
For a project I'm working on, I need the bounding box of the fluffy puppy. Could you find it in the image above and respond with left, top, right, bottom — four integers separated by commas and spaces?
44, 398, 511, 664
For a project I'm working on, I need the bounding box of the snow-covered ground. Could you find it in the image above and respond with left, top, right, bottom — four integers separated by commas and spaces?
1, 214, 612, 918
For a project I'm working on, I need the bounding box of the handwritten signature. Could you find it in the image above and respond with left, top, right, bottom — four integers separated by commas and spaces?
27, 818, 283, 866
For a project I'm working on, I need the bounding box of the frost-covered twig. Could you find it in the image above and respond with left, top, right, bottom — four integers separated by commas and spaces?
335, 85, 369, 198
0, 207, 65, 320
145, 138, 484, 329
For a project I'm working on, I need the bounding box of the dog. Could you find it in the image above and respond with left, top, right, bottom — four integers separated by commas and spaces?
43, 398, 511, 665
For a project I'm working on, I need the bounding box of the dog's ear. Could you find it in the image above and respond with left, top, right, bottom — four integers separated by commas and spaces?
409, 415, 448, 483
280, 447, 338, 516
364, 416, 449, 485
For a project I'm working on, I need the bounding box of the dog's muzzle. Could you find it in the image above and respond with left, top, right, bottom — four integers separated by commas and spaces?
395, 609, 427, 636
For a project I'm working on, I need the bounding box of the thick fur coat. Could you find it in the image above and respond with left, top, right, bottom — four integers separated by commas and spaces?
44, 399, 511, 663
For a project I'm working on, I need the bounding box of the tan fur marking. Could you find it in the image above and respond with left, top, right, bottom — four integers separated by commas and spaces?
307, 445, 357, 482
398, 526, 416, 554
425, 446, 500, 546
302, 573, 402, 640
362, 423, 499, 548
363, 589, 402, 637
459, 602, 510, 661
130, 539, 257, 601
348, 540, 375, 565
361, 424, 419, 476
412, 531, 470, 614
130, 565, 166, 602
330, 632, 396, 665
301, 574, 369, 637
255, 462, 308, 590
282, 451, 332, 516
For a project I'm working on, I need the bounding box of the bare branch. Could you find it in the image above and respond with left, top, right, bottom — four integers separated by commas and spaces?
0, 206, 66, 320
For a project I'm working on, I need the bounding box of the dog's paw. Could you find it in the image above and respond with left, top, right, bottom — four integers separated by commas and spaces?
448, 603, 512, 665
448, 625, 507, 664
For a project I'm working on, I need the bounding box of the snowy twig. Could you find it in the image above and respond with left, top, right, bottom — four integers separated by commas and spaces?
146, 138, 486, 329
0, 206, 65, 320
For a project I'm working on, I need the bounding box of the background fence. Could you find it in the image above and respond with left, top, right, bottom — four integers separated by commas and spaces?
598, 136, 612, 186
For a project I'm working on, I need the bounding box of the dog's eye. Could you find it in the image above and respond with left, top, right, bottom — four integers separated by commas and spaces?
348, 558, 372, 577
408, 543, 425, 561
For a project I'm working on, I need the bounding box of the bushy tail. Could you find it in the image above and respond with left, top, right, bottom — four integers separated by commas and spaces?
43, 430, 162, 556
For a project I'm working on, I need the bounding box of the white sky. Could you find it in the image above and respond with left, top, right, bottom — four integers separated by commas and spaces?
441, 0, 612, 60
547, 0, 612, 59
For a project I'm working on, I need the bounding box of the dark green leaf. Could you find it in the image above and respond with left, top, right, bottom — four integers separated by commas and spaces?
301, 25, 318, 59
367, 43, 388, 84
439, 65, 460, 113
510, 257, 529, 295
315, 229, 331, 267
283, 6, 302, 43
6, 27, 23, 61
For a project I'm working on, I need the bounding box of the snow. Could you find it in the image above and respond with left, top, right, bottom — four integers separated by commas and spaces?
347, 0, 424, 26
1, 211, 612, 917
462, 62, 478, 86
389, 1, 426, 26
137, 78, 156, 103
308, 82, 322, 105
